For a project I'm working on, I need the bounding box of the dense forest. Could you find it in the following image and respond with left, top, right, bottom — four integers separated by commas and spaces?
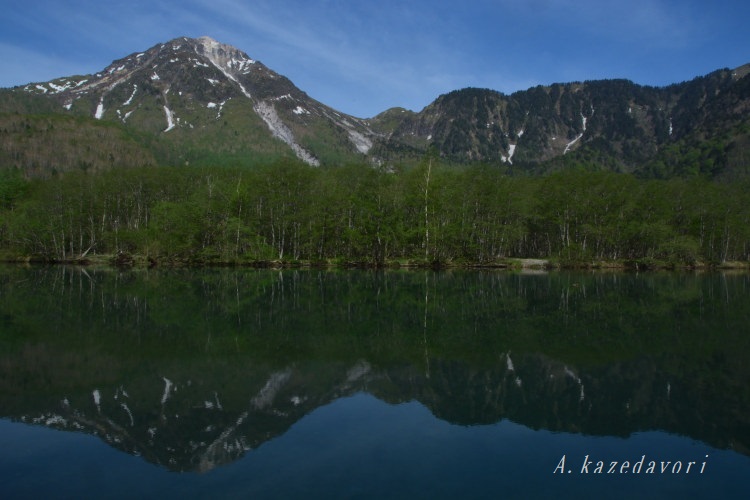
1, 159, 749, 267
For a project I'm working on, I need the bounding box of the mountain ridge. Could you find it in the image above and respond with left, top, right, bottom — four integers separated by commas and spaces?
7, 36, 379, 168
370, 65, 750, 177
2, 36, 749, 178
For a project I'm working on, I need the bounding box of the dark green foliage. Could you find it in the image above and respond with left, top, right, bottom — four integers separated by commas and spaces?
0, 168, 27, 209
375, 70, 750, 179
1, 160, 748, 265
2, 267, 749, 461
4, 57, 749, 180
0, 113, 159, 177
0, 89, 62, 115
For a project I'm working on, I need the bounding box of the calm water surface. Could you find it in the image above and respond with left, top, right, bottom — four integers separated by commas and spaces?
0, 266, 748, 498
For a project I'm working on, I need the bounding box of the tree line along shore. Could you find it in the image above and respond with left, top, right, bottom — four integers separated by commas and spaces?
1, 159, 749, 269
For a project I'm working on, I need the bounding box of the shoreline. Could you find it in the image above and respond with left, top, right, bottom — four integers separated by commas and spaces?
1, 254, 748, 271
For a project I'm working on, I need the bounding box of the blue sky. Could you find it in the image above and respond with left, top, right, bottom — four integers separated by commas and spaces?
2, 0, 749, 117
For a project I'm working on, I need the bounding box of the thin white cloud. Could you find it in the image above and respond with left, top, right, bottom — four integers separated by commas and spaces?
540, 0, 698, 48
184, 0, 389, 77
182, 0, 463, 113
1, 0, 745, 116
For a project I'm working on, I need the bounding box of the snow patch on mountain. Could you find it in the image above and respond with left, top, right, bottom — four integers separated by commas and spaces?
501, 145, 517, 164
563, 366, 585, 401
564, 109, 593, 154
198, 410, 250, 473
255, 101, 319, 165
93, 389, 102, 412
121, 403, 135, 426
346, 361, 372, 383
94, 98, 105, 119
16, 36, 386, 164
191, 58, 209, 68
195, 36, 254, 99
322, 110, 375, 154
161, 377, 174, 404
251, 370, 292, 410
204, 100, 230, 119
163, 106, 176, 132
48, 81, 74, 93
507, 144, 517, 163
123, 84, 138, 106
346, 129, 373, 154
563, 134, 583, 154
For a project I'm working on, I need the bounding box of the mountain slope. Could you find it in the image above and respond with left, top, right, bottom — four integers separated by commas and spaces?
0, 113, 158, 177
5, 36, 379, 169
371, 65, 750, 177
2, 36, 749, 178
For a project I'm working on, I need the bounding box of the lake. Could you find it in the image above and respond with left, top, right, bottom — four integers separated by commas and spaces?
1, 266, 748, 498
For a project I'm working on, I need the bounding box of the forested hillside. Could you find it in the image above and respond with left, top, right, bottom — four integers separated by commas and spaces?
2, 37, 748, 178
1, 38, 749, 268
372, 66, 750, 179
1, 160, 748, 267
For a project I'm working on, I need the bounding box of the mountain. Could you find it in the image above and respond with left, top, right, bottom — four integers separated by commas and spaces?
1, 36, 377, 172
370, 64, 750, 178
2, 36, 750, 178
2, 266, 749, 471
4, 353, 749, 472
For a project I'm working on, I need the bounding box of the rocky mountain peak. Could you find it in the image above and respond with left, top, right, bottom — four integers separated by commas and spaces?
194, 36, 257, 73
4, 37, 749, 177
11, 36, 380, 167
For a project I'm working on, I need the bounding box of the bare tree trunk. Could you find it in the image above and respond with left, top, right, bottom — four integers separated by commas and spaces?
424, 159, 432, 260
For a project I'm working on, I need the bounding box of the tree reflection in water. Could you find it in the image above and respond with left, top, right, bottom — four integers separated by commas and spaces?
0, 266, 748, 473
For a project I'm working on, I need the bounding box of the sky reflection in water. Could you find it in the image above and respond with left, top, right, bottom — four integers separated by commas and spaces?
0, 267, 748, 498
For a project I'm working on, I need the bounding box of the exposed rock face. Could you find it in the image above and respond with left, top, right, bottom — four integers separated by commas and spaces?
5, 37, 750, 177
370, 67, 750, 176
12, 36, 379, 167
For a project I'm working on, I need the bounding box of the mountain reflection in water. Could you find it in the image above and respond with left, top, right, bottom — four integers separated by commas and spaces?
0, 266, 748, 478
